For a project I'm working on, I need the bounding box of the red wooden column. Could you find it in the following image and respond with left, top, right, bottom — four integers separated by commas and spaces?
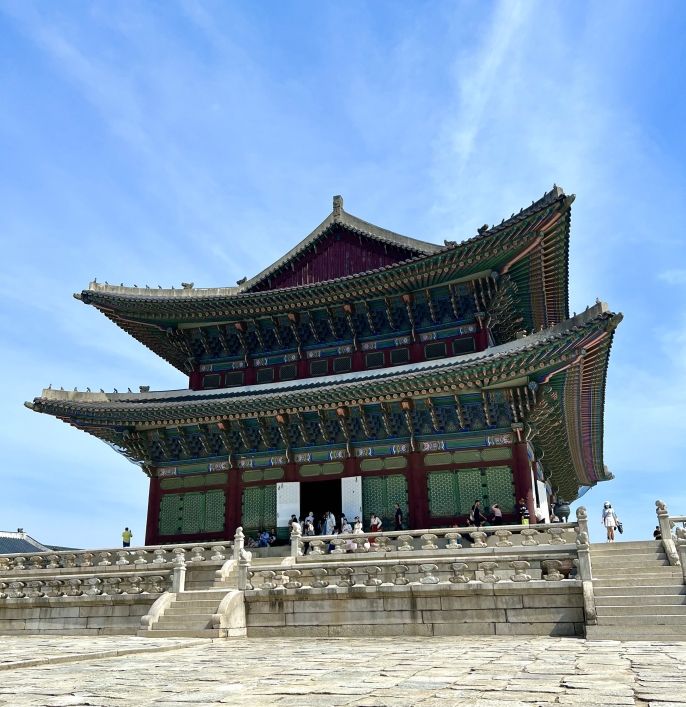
512, 437, 536, 521
145, 474, 161, 545
407, 451, 429, 529
474, 325, 490, 352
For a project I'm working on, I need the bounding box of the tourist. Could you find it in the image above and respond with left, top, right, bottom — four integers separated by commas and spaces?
340, 513, 347, 531
342, 518, 354, 552
258, 529, 271, 547
394, 503, 403, 530
353, 516, 363, 533
325, 510, 336, 535
121, 527, 133, 548
305, 510, 314, 526
490, 504, 503, 525
288, 515, 298, 533
470, 500, 486, 527
268, 528, 276, 545
653, 525, 662, 540
602, 502, 619, 542
517, 498, 530, 525
302, 519, 314, 555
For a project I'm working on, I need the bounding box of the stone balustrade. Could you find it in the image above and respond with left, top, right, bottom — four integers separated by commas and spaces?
0, 571, 172, 600
290, 522, 578, 561
245, 552, 577, 594
0, 541, 232, 576
656, 500, 682, 566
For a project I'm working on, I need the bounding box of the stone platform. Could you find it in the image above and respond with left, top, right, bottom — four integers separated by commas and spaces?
0, 635, 685, 706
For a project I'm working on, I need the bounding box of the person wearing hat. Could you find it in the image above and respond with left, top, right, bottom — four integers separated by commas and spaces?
601, 502, 619, 542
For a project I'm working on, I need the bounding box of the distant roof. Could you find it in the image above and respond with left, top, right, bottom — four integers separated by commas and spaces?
0, 531, 51, 555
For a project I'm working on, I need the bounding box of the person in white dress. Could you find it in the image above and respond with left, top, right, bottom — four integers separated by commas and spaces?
602, 502, 618, 542
325, 510, 336, 535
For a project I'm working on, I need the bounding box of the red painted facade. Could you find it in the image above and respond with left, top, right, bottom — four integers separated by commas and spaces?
247, 226, 420, 291
146, 449, 518, 545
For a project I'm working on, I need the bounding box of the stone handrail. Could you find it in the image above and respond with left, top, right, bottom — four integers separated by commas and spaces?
0, 570, 172, 599
0, 541, 233, 575
675, 527, 686, 584
140, 592, 175, 630
290, 521, 579, 560
246, 553, 578, 593
656, 500, 681, 566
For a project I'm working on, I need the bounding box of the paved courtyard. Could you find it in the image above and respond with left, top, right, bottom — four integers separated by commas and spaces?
0, 635, 684, 706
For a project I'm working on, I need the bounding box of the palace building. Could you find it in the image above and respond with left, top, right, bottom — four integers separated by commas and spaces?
27, 188, 621, 544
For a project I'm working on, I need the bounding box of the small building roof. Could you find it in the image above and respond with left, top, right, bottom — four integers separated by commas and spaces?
0, 531, 51, 555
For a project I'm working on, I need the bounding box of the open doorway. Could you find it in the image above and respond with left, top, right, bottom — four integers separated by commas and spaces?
300, 479, 342, 532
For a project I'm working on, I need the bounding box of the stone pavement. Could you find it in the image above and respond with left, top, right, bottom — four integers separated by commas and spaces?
0, 636, 684, 706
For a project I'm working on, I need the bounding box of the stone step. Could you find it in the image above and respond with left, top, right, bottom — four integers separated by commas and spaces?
166, 602, 219, 611
596, 604, 686, 616
591, 570, 682, 579
595, 593, 686, 606
591, 540, 662, 553
594, 614, 686, 626
156, 618, 213, 630
175, 589, 228, 598
590, 546, 666, 555
585, 624, 686, 640
168, 599, 222, 608
590, 557, 669, 567
142, 629, 224, 638
592, 574, 683, 586
594, 584, 686, 597
591, 544, 664, 552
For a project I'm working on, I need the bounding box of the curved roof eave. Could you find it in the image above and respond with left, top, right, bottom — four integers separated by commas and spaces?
76, 186, 571, 315
28, 303, 617, 424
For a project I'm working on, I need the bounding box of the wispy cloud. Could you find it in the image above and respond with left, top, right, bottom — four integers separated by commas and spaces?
659, 269, 686, 286
0, 0, 684, 546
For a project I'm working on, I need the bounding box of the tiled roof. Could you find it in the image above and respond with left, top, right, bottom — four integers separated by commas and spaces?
0, 532, 51, 555
28, 303, 619, 423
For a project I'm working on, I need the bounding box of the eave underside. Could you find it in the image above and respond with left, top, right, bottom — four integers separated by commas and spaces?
30, 306, 620, 499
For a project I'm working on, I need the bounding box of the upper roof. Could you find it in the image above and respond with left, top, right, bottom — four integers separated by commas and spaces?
75, 187, 574, 371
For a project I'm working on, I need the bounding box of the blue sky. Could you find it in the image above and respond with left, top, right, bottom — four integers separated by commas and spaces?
1, 0, 684, 548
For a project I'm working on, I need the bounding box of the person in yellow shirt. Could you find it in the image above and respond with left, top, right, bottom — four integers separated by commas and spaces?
122, 527, 133, 547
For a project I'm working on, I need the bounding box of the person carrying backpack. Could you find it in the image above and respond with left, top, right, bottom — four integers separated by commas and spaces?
602, 502, 620, 542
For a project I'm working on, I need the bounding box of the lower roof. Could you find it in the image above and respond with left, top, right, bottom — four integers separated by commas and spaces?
27, 303, 621, 502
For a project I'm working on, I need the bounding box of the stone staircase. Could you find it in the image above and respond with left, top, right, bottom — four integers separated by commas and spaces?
140, 556, 284, 638
144, 588, 231, 638
586, 540, 686, 640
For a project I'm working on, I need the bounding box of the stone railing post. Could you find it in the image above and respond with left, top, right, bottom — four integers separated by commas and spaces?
290, 522, 303, 559
575, 507, 593, 581
675, 528, 686, 583
172, 555, 186, 593
233, 526, 245, 561
237, 548, 252, 591
656, 500, 680, 566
